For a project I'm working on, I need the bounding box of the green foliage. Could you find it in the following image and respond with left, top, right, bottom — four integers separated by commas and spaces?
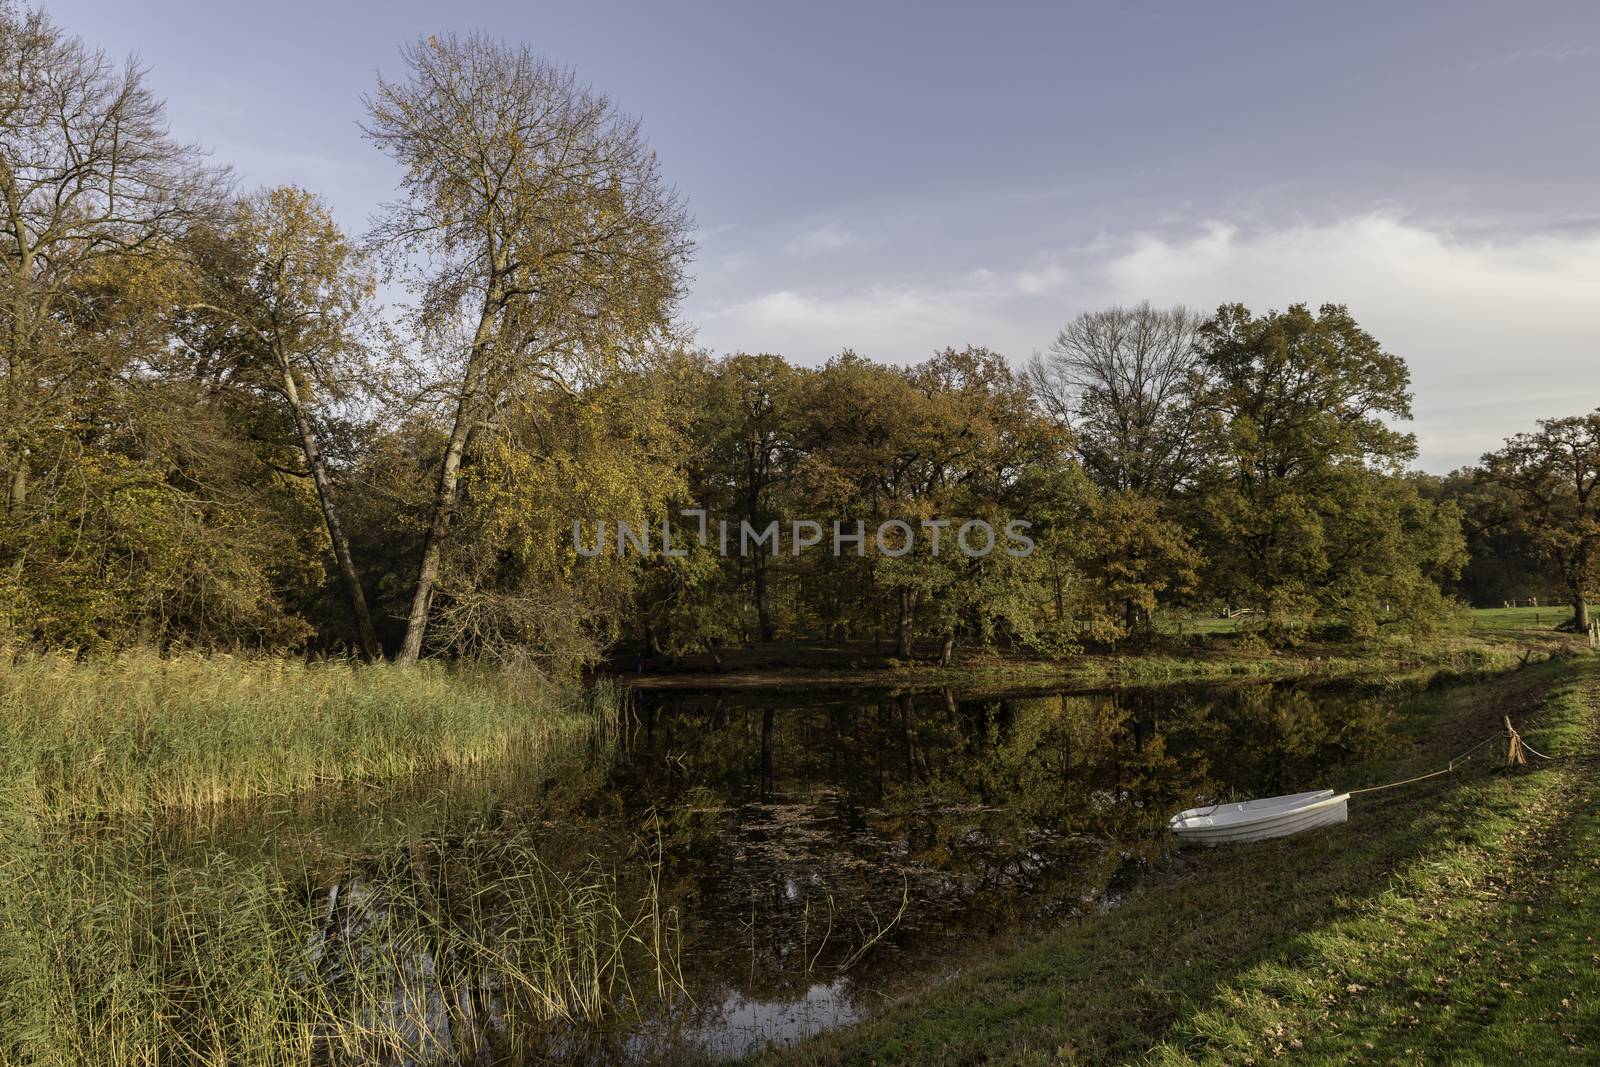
441, 357, 698, 669
1185, 303, 1463, 631
1076, 489, 1200, 637
0, 406, 321, 651
1479, 412, 1600, 626
0, 5, 1500, 668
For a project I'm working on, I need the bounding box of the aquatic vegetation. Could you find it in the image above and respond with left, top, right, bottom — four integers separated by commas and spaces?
0, 783, 683, 1066
1, 649, 1542, 1065
0, 649, 619, 817
0, 651, 660, 1064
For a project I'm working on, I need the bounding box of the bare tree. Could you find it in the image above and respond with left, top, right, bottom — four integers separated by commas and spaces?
183, 187, 383, 659
0, 3, 222, 511
1027, 302, 1201, 496
364, 33, 692, 665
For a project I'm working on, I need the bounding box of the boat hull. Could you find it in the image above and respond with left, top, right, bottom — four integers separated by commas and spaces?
1168, 789, 1349, 846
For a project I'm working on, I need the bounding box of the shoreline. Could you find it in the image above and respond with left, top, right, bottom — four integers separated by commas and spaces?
762, 651, 1600, 1065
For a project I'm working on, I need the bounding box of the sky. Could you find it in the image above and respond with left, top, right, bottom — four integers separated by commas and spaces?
50, 0, 1600, 472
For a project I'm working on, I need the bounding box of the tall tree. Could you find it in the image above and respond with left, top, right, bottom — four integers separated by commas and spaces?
364, 33, 692, 664
696, 353, 803, 642
1027, 303, 1202, 495
1480, 413, 1600, 630
1423, 469, 1558, 607
0, 3, 220, 512
799, 348, 1071, 660
183, 187, 382, 659
1188, 303, 1456, 627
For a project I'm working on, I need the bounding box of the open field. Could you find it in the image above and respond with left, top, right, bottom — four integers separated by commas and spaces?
765, 652, 1600, 1065
1460, 604, 1591, 633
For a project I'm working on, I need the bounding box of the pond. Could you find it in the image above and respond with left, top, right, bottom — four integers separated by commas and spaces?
157, 675, 1409, 1064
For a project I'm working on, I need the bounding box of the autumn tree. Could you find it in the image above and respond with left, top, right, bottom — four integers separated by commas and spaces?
1480, 412, 1600, 630
1422, 469, 1556, 607
790, 352, 913, 646
693, 353, 805, 641
0, 6, 324, 650
0, 3, 222, 511
180, 187, 383, 658
439, 358, 697, 671
364, 33, 692, 664
1076, 490, 1199, 636
798, 348, 1072, 661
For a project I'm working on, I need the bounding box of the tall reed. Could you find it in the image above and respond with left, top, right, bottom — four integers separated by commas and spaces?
0, 649, 616, 817
0, 791, 683, 1066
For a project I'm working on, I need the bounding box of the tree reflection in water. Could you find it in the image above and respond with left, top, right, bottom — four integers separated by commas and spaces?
157, 676, 1404, 1063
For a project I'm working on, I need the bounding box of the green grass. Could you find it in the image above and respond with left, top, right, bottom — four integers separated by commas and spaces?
1156, 605, 1593, 639
1459, 604, 1590, 633
765, 653, 1600, 1065
0, 649, 616, 817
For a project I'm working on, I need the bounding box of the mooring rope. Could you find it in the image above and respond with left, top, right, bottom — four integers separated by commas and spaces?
1344, 731, 1502, 797
1181, 716, 1573, 821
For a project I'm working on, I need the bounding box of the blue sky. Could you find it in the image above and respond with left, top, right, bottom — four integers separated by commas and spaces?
52, 0, 1600, 471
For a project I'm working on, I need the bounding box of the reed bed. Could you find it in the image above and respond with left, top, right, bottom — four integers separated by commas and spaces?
0, 787, 684, 1066
0, 649, 618, 817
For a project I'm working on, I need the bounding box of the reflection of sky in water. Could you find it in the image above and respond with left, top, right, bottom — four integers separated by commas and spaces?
635, 980, 860, 1062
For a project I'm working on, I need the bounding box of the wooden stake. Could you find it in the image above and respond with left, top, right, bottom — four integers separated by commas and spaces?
1503, 716, 1527, 767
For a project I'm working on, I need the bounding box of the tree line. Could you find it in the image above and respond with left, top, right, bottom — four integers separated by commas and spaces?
0, 6, 1586, 670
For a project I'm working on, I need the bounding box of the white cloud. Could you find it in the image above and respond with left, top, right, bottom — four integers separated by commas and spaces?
690, 212, 1600, 472
1473, 42, 1596, 69
697, 259, 1081, 360
1099, 214, 1600, 468
782, 222, 856, 256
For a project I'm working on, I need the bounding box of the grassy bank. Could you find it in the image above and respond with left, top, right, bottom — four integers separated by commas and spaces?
0, 649, 616, 817
767, 652, 1600, 1065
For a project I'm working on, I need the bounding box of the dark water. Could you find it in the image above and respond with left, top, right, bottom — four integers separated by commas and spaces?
170, 675, 1409, 1063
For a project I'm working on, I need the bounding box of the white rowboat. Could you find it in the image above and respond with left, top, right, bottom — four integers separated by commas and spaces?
1168, 788, 1349, 846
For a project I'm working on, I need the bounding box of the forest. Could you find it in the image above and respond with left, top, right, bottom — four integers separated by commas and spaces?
2, 6, 1594, 676
3, 6, 1587, 675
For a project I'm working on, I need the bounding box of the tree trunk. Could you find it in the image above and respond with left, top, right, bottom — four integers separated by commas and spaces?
1572, 588, 1590, 632
278, 359, 381, 662
938, 631, 955, 668
396, 301, 496, 666
753, 550, 774, 642
895, 588, 914, 659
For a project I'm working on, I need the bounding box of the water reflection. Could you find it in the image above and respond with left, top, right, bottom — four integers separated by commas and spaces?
163, 676, 1406, 1063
